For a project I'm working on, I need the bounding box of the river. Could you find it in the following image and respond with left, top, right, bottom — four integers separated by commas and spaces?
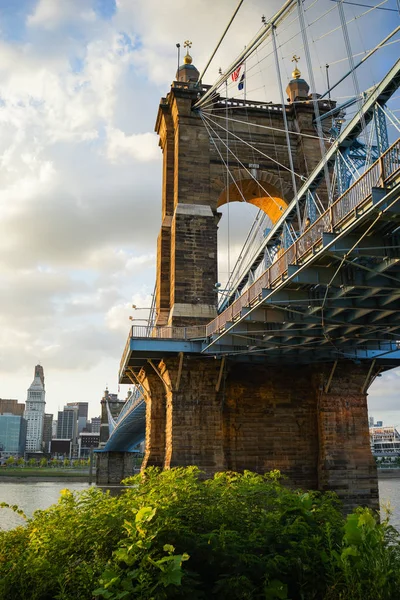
0, 478, 400, 531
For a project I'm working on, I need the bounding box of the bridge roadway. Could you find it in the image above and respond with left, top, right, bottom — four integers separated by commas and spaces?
111, 137, 400, 451
100, 388, 145, 452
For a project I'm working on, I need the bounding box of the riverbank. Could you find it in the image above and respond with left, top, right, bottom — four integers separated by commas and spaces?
377, 468, 400, 478
0, 468, 91, 481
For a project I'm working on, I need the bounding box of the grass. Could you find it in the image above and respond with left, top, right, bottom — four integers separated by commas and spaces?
0, 467, 90, 478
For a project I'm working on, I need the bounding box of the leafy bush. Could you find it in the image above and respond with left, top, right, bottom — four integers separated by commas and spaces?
0, 467, 399, 599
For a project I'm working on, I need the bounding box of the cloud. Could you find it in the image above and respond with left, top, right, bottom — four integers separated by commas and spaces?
106, 127, 159, 163
27, 0, 96, 30
369, 370, 400, 412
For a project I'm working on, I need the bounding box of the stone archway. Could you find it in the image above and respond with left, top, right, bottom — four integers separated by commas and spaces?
214, 169, 290, 225
217, 178, 288, 224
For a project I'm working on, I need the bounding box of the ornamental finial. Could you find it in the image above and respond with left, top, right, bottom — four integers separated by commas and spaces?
183, 40, 193, 64
291, 55, 301, 79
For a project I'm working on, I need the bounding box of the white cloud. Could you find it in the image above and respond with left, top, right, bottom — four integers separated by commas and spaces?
27, 0, 96, 30
106, 290, 153, 333
106, 127, 159, 163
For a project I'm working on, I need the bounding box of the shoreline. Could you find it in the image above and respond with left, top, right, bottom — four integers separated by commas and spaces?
0, 470, 91, 483
0, 475, 91, 484
1, 469, 399, 483
0, 476, 92, 483
378, 469, 400, 478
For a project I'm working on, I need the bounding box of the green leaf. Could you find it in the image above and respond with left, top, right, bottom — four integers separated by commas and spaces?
135, 506, 156, 526
265, 579, 288, 599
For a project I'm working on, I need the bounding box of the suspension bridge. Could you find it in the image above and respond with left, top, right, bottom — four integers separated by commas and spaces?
97, 0, 400, 511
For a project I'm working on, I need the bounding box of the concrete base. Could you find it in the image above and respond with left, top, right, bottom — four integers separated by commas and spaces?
96, 451, 136, 485
139, 358, 378, 513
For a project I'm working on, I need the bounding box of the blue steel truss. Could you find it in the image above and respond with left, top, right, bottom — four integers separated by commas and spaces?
100, 385, 146, 452
218, 58, 400, 308
335, 139, 381, 196
374, 103, 390, 154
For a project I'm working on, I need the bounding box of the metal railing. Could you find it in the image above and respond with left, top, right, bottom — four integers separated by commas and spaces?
129, 324, 207, 340
206, 137, 400, 337
119, 324, 207, 375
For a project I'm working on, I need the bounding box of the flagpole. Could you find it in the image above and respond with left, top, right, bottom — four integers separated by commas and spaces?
244, 60, 246, 101
244, 46, 246, 101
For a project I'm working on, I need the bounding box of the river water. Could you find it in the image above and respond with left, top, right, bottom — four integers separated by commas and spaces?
0, 478, 399, 531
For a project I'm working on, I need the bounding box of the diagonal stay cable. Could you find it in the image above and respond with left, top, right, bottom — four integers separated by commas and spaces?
200, 112, 287, 208
201, 110, 304, 182
201, 113, 284, 300
201, 114, 267, 302
199, 110, 328, 141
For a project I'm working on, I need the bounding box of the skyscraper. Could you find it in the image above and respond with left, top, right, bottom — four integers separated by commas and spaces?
57, 406, 78, 440
66, 402, 88, 434
24, 365, 46, 452
42, 413, 53, 452
0, 414, 27, 458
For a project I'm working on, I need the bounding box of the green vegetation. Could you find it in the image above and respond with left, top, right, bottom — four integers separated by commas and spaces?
0, 467, 399, 600
0, 458, 90, 478
0, 468, 89, 478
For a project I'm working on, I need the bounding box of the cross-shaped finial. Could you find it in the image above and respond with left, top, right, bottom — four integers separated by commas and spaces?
184, 40, 192, 52
292, 55, 300, 65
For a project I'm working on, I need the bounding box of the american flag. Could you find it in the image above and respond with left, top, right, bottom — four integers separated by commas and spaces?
231, 65, 243, 82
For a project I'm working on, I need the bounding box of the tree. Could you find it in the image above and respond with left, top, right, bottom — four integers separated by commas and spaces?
5, 456, 15, 467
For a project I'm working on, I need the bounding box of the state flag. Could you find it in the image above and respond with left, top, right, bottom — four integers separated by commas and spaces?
231, 65, 243, 82
238, 71, 245, 91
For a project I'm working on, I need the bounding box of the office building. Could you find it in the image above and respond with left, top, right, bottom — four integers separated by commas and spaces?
90, 417, 101, 434
24, 365, 46, 452
57, 406, 78, 441
0, 399, 25, 416
0, 414, 27, 458
66, 402, 88, 434
42, 413, 53, 452
78, 432, 100, 458
50, 439, 71, 458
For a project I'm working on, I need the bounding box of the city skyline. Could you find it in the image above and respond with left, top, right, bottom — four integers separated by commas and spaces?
0, 0, 398, 419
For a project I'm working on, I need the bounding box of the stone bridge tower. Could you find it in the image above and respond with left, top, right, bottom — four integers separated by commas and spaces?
155, 51, 331, 328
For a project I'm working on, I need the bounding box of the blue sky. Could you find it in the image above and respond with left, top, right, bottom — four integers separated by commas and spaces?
0, 0, 398, 420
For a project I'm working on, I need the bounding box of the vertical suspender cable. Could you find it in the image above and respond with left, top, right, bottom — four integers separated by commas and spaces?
271, 26, 302, 232
225, 79, 231, 280
337, 0, 367, 145
297, 0, 332, 202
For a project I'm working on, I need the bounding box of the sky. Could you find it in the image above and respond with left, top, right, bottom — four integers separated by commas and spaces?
0, 0, 398, 420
